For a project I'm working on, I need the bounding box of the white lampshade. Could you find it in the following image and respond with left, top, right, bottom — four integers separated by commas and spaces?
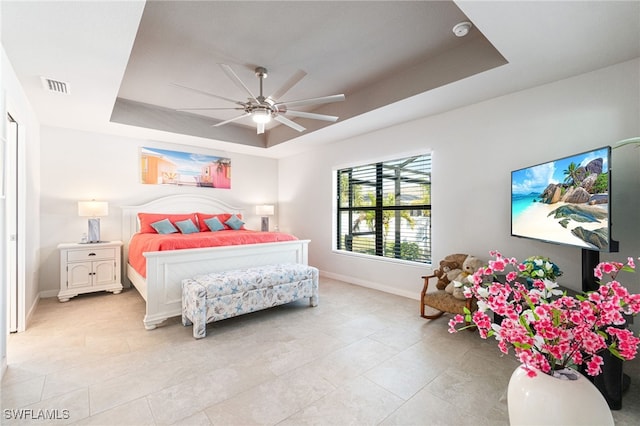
78, 201, 109, 217
255, 205, 274, 216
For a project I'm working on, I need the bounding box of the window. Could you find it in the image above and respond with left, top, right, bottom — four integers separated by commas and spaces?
336, 154, 431, 264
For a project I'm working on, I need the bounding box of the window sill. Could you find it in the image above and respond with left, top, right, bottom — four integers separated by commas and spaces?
332, 249, 431, 268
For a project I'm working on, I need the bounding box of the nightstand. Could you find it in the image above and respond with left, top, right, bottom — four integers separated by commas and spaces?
57, 240, 123, 302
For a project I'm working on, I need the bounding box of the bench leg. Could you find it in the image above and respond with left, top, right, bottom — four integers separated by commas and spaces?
310, 295, 318, 307
183, 283, 208, 339
193, 320, 206, 339
182, 314, 192, 327
191, 298, 207, 339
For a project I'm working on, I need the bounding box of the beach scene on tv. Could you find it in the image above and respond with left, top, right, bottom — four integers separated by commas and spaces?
511, 147, 610, 250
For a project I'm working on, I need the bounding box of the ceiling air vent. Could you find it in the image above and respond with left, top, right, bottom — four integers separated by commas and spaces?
40, 76, 69, 94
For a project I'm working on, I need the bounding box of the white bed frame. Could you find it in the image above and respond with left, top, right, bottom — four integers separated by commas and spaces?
121, 194, 310, 330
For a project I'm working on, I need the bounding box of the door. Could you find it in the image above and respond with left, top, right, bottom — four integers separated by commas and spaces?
94, 260, 116, 286
67, 262, 92, 289
6, 114, 18, 333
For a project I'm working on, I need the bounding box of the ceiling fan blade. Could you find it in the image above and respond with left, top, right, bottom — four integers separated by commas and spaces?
212, 112, 251, 127
275, 94, 345, 109
268, 69, 307, 101
220, 64, 259, 104
177, 107, 244, 111
170, 83, 243, 106
257, 122, 266, 135
274, 115, 306, 132
284, 110, 339, 122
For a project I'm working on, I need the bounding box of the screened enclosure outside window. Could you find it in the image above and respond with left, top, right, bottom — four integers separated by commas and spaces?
336, 154, 431, 264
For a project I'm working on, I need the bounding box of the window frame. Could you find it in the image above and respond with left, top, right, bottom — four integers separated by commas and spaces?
333, 153, 432, 265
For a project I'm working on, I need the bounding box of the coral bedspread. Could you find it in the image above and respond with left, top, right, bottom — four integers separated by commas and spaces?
128, 230, 298, 278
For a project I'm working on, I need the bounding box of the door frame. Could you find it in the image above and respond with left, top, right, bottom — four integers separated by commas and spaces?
6, 104, 26, 333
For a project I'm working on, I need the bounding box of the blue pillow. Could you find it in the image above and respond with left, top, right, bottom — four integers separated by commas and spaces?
204, 217, 225, 232
150, 218, 178, 234
225, 214, 245, 230
175, 218, 199, 234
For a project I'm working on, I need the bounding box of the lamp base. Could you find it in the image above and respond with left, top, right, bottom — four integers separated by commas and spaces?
88, 218, 101, 243
261, 217, 269, 232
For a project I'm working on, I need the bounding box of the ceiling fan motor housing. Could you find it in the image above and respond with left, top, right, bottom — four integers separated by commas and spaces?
255, 66, 268, 78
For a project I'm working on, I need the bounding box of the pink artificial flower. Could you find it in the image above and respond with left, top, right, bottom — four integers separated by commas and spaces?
594, 266, 603, 279
606, 327, 640, 359
610, 281, 628, 298
489, 259, 506, 272
586, 355, 604, 376
448, 315, 465, 333
602, 263, 617, 274
472, 311, 492, 329
571, 350, 583, 366
624, 293, 640, 315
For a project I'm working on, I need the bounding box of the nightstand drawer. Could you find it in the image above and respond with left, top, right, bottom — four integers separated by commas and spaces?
67, 248, 115, 262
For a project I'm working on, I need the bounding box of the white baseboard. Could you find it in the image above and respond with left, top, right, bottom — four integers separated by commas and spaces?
39, 289, 58, 299
25, 293, 42, 329
319, 270, 420, 301
1, 356, 7, 381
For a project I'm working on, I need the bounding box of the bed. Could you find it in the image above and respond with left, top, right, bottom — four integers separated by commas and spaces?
121, 194, 310, 330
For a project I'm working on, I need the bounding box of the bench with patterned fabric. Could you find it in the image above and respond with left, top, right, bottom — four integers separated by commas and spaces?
182, 263, 319, 339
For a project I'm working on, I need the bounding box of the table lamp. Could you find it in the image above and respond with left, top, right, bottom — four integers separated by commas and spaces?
78, 200, 108, 243
255, 204, 274, 232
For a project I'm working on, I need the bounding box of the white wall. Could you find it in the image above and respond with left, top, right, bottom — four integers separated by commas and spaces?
38, 127, 279, 296
1, 46, 41, 376
279, 59, 640, 301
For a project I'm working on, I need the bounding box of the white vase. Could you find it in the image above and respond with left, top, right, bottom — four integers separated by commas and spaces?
508, 365, 614, 426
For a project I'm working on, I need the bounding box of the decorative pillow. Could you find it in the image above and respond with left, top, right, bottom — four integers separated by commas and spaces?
150, 218, 178, 235
138, 213, 198, 233
196, 212, 244, 231
225, 214, 245, 230
175, 218, 199, 234
203, 217, 225, 232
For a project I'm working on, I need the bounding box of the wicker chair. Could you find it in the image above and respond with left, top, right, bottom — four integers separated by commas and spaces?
420, 273, 477, 321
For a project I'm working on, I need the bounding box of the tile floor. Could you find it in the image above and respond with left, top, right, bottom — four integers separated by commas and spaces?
2, 277, 640, 425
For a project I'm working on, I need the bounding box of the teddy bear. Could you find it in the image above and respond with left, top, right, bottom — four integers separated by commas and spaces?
445, 255, 483, 300
433, 253, 469, 290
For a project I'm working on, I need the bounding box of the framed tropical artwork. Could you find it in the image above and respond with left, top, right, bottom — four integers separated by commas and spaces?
140, 147, 231, 189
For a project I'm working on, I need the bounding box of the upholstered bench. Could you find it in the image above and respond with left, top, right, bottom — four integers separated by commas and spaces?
181, 263, 319, 339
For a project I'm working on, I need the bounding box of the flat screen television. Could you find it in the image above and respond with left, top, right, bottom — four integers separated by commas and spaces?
511, 146, 618, 253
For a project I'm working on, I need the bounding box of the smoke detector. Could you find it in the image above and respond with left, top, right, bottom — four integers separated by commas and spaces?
452, 21, 473, 37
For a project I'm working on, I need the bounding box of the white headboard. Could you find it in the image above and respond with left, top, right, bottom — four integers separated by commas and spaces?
121, 194, 244, 260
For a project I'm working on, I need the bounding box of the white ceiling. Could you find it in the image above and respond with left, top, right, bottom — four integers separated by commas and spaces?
2, 1, 639, 159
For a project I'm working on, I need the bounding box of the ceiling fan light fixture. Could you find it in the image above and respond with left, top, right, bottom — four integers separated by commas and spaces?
252, 109, 272, 124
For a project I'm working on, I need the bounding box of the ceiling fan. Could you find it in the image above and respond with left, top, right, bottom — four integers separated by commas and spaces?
173, 64, 345, 134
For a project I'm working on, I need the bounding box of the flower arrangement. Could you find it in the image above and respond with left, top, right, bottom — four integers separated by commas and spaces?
449, 251, 640, 378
